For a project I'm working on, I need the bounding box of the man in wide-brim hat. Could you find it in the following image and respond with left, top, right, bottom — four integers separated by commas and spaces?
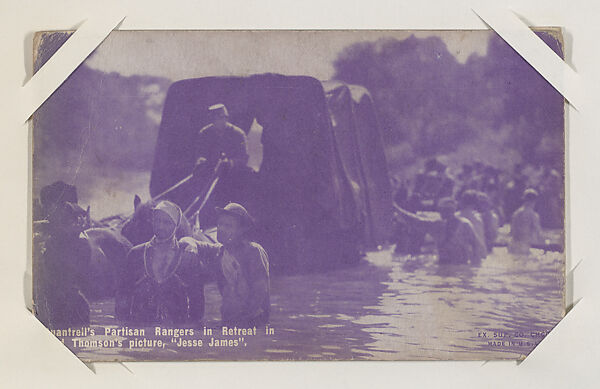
215, 202, 255, 229
195, 103, 249, 171
188, 202, 270, 327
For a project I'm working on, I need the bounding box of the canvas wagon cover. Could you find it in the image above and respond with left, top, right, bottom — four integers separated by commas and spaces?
150, 74, 367, 271
322, 81, 393, 246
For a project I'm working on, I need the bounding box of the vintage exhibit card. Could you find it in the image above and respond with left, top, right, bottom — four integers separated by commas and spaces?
31, 30, 565, 361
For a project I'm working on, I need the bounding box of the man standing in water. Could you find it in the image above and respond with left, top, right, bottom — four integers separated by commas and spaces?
394, 198, 481, 265
509, 189, 543, 255
457, 190, 488, 263
190, 202, 270, 326
35, 201, 91, 328
475, 191, 500, 253
117, 200, 205, 325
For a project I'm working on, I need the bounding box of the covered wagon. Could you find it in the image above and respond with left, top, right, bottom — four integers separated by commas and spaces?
150, 74, 391, 273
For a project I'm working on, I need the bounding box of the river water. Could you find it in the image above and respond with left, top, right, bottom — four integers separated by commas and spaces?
66, 227, 564, 362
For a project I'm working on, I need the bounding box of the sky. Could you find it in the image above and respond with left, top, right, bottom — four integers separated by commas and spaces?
85, 30, 492, 81
73, 30, 494, 218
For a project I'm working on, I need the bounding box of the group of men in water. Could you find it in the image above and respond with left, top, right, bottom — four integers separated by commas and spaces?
34, 103, 270, 329
393, 158, 560, 264
33, 102, 563, 331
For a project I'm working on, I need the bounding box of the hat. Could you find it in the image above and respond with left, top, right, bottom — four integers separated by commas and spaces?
153, 200, 182, 227
215, 202, 254, 227
459, 189, 479, 208
475, 191, 492, 210
208, 103, 229, 118
523, 188, 539, 202
438, 197, 458, 210
425, 158, 445, 172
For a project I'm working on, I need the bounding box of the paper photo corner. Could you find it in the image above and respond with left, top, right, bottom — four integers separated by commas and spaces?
20, 14, 125, 123
22, 13, 126, 369
23, 8, 579, 365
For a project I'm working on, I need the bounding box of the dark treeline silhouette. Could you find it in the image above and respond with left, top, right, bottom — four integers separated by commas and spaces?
332, 31, 564, 170
33, 32, 171, 178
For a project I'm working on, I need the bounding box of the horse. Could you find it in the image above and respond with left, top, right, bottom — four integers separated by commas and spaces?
35, 178, 216, 325
120, 194, 199, 246
33, 196, 135, 302
65, 194, 216, 307
85, 194, 215, 301
81, 226, 133, 300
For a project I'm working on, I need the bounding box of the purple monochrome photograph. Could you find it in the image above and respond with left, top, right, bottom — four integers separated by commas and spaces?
31, 30, 565, 361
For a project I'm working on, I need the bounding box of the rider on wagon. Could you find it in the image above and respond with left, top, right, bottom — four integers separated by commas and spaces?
194, 104, 249, 177
192, 103, 252, 221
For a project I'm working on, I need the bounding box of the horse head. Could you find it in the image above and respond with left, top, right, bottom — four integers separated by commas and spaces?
120, 194, 194, 246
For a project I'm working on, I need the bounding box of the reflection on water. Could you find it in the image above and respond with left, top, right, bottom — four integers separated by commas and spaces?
73, 243, 564, 361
